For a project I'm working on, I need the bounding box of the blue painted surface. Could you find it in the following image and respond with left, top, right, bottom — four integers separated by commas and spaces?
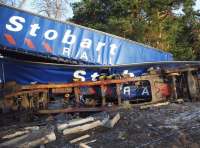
0, 57, 146, 84
1, 57, 199, 85
120, 85, 151, 100
0, 4, 173, 65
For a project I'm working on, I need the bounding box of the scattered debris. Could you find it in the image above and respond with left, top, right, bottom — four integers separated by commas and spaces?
0, 126, 56, 148
0, 134, 29, 147
1, 112, 118, 147
117, 131, 127, 140
172, 99, 184, 104
1, 103, 200, 147
19, 131, 56, 148
2, 126, 40, 139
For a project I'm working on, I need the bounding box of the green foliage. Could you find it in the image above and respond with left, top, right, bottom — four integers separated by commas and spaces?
170, 46, 196, 60
71, 0, 200, 61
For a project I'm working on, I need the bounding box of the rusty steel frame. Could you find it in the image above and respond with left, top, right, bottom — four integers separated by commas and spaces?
2, 74, 165, 111
1, 66, 200, 114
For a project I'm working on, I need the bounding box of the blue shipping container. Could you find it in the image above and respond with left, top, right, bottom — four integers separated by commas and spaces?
0, 4, 173, 65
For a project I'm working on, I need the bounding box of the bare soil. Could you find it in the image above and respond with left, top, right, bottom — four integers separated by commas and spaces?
1, 102, 200, 148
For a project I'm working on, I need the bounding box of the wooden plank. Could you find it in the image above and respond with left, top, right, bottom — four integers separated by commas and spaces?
63, 120, 102, 135
2, 126, 39, 139
57, 117, 95, 131
2, 130, 29, 139
19, 132, 56, 147
69, 134, 90, 144
83, 139, 96, 145
140, 101, 170, 109
0, 134, 29, 147
79, 143, 92, 148
24, 126, 40, 131
104, 113, 120, 128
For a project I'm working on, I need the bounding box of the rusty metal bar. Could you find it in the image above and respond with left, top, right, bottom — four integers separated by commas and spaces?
116, 84, 122, 105
171, 75, 178, 100
100, 85, 106, 106
164, 67, 198, 74
37, 106, 117, 114
4, 89, 48, 98
21, 75, 159, 91
21, 78, 134, 90
74, 87, 80, 107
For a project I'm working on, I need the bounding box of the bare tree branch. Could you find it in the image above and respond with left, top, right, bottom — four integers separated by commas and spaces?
18, 0, 27, 9
0, 0, 27, 8
32, 0, 70, 21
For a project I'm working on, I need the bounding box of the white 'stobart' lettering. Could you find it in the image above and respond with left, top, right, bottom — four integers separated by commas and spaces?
73, 70, 86, 82
5, 16, 118, 64
74, 69, 133, 82
73, 70, 150, 97
6, 16, 25, 32
80, 39, 92, 49
29, 24, 40, 36
44, 29, 58, 40
62, 30, 76, 44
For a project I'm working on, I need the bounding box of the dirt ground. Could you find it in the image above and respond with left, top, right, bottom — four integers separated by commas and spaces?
1, 102, 200, 148
89, 102, 200, 148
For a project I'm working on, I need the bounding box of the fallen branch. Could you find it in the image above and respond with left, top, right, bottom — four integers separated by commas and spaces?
69, 134, 90, 144
63, 120, 102, 135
